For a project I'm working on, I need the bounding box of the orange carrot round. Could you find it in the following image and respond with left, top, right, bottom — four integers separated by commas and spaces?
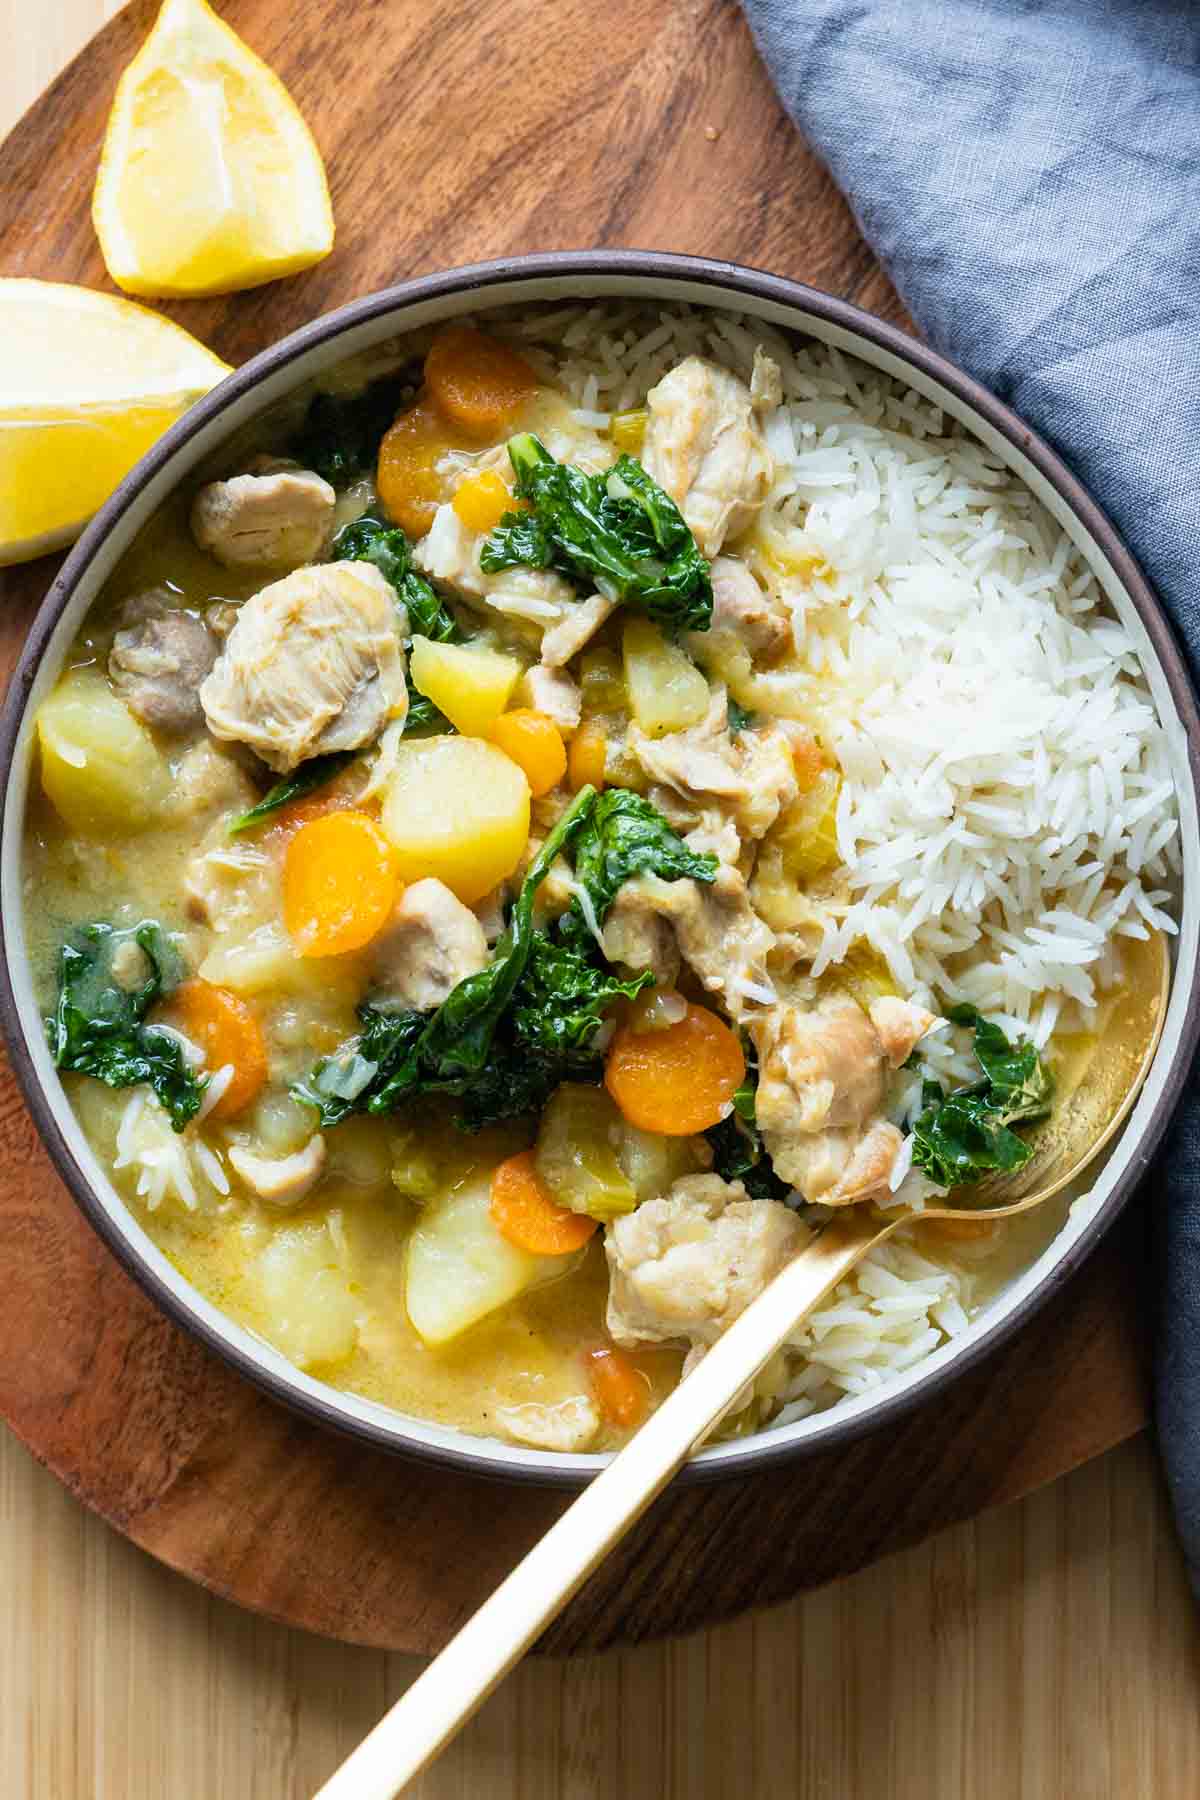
452, 468, 518, 535
585, 1345, 649, 1430
605, 1003, 745, 1135
490, 709, 567, 798
490, 1151, 598, 1255
377, 402, 454, 538
169, 979, 267, 1121
425, 327, 538, 441
567, 718, 607, 792
282, 810, 398, 957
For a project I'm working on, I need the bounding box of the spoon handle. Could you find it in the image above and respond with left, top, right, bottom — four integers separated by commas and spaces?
313, 1209, 886, 1800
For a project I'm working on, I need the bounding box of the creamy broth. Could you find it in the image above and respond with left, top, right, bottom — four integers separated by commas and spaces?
23, 307, 1177, 1455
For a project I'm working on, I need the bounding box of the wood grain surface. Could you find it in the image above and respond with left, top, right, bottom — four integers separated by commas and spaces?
2, 4, 1199, 1795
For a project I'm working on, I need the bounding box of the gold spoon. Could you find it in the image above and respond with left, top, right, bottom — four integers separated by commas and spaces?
314, 930, 1170, 1800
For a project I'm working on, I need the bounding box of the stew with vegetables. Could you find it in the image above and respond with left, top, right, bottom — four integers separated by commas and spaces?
24, 304, 1175, 1455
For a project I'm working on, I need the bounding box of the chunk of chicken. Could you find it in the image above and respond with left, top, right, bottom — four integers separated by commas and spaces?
538, 593, 618, 668
169, 739, 258, 826
630, 688, 798, 844
605, 1174, 807, 1352
191, 466, 336, 570
601, 881, 681, 984
751, 995, 938, 1203
494, 1397, 600, 1453
199, 561, 408, 773
185, 837, 273, 932
414, 504, 575, 626
642, 357, 774, 557
612, 865, 776, 1020
108, 590, 219, 736
704, 556, 791, 659
228, 1136, 327, 1206
520, 662, 582, 731
371, 878, 489, 1011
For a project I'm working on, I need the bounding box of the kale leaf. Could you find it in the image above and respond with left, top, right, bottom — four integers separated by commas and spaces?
910, 1010, 1054, 1189
727, 697, 755, 733
512, 933, 652, 1057
705, 1060, 788, 1201
294, 786, 603, 1127
332, 512, 460, 734
481, 434, 713, 632
291, 376, 409, 486
229, 751, 357, 836
46, 921, 207, 1130
332, 513, 459, 643
294, 785, 710, 1132
560, 788, 718, 951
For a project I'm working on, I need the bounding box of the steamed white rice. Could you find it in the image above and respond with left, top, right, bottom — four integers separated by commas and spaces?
498, 300, 1181, 1420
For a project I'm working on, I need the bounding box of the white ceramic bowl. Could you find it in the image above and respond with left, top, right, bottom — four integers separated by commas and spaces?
3, 253, 1197, 1486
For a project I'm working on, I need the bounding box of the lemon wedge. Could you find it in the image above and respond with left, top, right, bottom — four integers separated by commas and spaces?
0, 279, 231, 567
92, 0, 334, 299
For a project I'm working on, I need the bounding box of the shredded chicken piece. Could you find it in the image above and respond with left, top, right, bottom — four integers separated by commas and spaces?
199, 561, 408, 773
414, 504, 575, 625
184, 832, 272, 932
191, 466, 336, 570
228, 1136, 327, 1206
641, 356, 775, 556
605, 1174, 807, 1352
600, 882, 681, 984
494, 1397, 600, 1453
520, 662, 582, 731
611, 865, 775, 1020
110, 939, 150, 992
629, 688, 798, 844
539, 592, 618, 668
751, 995, 938, 1203
705, 556, 791, 658
108, 590, 219, 735
370, 878, 489, 1011
169, 740, 258, 825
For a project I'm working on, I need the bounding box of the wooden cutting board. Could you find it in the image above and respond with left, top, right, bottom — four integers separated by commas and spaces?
0, 0, 1154, 1654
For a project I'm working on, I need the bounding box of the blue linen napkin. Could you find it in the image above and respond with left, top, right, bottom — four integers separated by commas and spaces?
740, 0, 1200, 1585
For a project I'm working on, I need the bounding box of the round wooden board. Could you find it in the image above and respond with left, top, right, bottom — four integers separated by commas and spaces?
0, 0, 1154, 1655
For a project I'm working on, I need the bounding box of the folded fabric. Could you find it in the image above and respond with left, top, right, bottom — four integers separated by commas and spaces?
741, 0, 1200, 1585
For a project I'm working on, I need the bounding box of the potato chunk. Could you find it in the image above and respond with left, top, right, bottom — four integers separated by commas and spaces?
37, 667, 170, 833
622, 617, 709, 738
405, 1174, 562, 1346
381, 735, 530, 904
409, 638, 521, 738
255, 1219, 358, 1369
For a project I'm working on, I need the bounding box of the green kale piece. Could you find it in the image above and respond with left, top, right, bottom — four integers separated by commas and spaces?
332, 512, 459, 734
46, 921, 206, 1130
561, 788, 717, 951
331, 513, 459, 643
228, 751, 356, 836
293, 786, 715, 1132
910, 1010, 1054, 1189
727, 697, 755, 733
511, 933, 652, 1058
705, 1062, 788, 1201
480, 434, 713, 632
291, 376, 408, 486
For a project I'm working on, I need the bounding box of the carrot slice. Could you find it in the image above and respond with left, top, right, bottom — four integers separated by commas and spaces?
605, 1003, 745, 1135
425, 326, 538, 441
282, 810, 398, 957
452, 468, 518, 534
490, 709, 567, 799
585, 1345, 649, 1430
567, 718, 607, 792
376, 401, 455, 538
169, 978, 267, 1120
490, 1151, 598, 1255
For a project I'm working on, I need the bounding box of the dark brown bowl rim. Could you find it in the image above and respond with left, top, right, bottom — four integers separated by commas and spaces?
2, 250, 1197, 1490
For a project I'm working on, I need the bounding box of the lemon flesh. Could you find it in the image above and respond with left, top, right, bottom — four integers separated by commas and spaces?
0, 279, 231, 567
93, 0, 334, 299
